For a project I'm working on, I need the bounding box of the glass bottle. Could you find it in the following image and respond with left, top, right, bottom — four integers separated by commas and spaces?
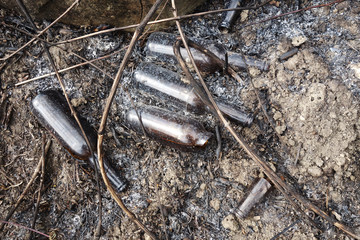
31, 90, 127, 192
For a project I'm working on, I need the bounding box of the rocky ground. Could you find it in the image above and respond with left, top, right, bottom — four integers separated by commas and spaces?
0, 0, 360, 239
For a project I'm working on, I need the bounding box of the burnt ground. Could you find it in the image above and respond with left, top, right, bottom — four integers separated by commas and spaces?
1, 0, 360, 239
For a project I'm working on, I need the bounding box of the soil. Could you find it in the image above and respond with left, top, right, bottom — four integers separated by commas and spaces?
1, 0, 360, 239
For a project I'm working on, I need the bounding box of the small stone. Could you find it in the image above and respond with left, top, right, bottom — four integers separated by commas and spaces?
336, 155, 346, 166
345, 171, 352, 178
330, 191, 342, 203
71, 97, 87, 107
350, 63, 360, 79
333, 165, 341, 172
59, 28, 73, 35
275, 125, 286, 135
284, 56, 298, 70
210, 198, 221, 211
315, 158, 324, 167
308, 166, 323, 177
273, 111, 282, 120
268, 162, 277, 172
332, 211, 342, 221
253, 216, 261, 221
196, 183, 207, 198
240, 10, 249, 22
249, 67, 260, 77
145, 234, 152, 240
288, 139, 295, 146
222, 214, 239, 232
292, 36, 307, 47
329, 112, 337, 118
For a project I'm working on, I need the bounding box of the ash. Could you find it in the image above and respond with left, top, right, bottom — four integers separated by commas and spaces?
0, 1, 360, 240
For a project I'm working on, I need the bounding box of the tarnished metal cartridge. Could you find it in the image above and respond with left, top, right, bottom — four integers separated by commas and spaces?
219, 0, 243, 32
31, 90, 127, 192
146, 32, 269, 72
134, 62, 253, 126
279, 48, 299, 61
234, 178, 271, 218
126, 106, 213, 151
134, 62, 206, 114
213, 100, 253, 126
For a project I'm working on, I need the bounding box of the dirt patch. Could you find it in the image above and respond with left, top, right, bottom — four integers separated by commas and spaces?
1, 1, 360, 239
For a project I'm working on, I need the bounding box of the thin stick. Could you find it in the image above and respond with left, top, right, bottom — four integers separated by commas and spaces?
54, 2, 270, 45
14, 47, 125, 86
215, 125, 222, 160
270, 219, 301, 240
2, 22, 54, 46
27, 134, 47, 240
71, 53, 115, 79
171, 2, 359, 239
0, 140, 51, 232
0, 0, 79, 61
0, 220, 50, 238
140, 0, 169, 38
97, 1, 165, 239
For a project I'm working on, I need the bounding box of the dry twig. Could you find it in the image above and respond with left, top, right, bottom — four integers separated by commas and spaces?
0, 220, 50, 238
97, 1, 165, 239
14, 48, 125, 86
26, 134, 47, 240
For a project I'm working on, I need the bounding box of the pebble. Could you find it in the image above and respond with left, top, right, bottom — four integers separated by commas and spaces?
210, 198, 221, 211
71, 97, 87, 107
315, 158, 324, 167
240, 10, 249, 22
336, 155, 346, 166
308, 166, 323, 177
249, 67, 260, 77
350, 63, 360, 79
196, 183, 207, 198
332, 211, 342, 221
292, 36, 307, 47
287, 139, 295, 146
330, 190, 342, 203
273, 111, 282, 120
275, 125, 286, 135
222, 215, 239, 232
